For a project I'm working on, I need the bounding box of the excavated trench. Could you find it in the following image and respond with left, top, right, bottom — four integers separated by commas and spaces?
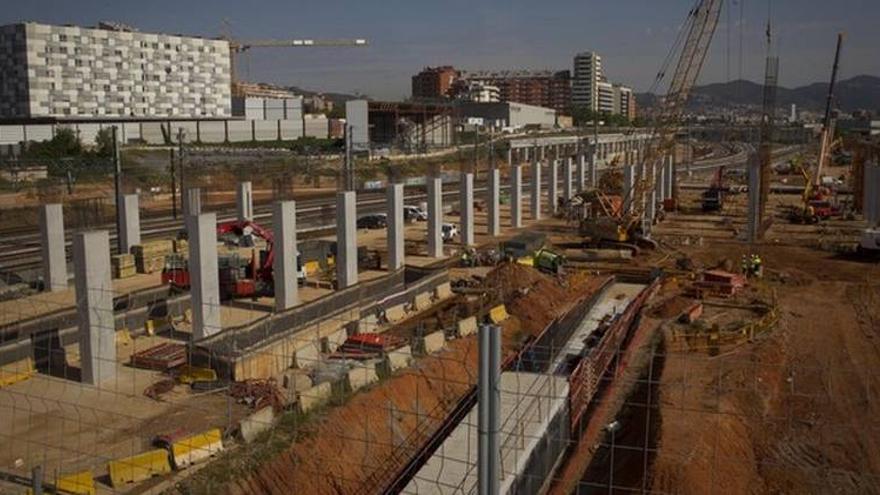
576, 340, 665, 494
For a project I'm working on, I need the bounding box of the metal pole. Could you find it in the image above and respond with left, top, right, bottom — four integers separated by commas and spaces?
31, 465, 42, 495
478, 324, 501, 495
112, 126, 123, 254
170, 148, 178, 219
177, 128, 186, 210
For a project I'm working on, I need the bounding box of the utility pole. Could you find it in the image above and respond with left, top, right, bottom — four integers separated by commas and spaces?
112, 126, 123, 254
169, 149, 178, 219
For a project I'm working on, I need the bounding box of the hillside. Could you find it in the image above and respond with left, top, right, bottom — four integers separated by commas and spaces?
636, 75, 880, 113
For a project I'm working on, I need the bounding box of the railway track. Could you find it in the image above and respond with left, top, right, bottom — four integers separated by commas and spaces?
0, 143, 761, 283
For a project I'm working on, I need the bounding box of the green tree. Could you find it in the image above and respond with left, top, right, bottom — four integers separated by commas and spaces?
94, 127, 115, 157
22, 128, 82, 159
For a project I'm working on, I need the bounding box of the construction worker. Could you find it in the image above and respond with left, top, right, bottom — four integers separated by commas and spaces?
751, 254, 763, 278
741, 254, 750, 275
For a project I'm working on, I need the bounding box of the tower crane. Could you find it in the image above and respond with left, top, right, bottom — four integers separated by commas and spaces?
579, 0, 723, 249
223, 36, 368, 95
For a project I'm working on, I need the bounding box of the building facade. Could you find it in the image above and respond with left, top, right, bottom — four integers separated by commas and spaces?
455, 70, 571, 114
411, 66, 459, 100
572, 51, 602, 111
572, 51, 635, 120
0, 22, 231, 119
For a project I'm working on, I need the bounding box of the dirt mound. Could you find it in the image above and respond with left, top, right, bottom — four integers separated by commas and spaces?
229, 338, 479, 495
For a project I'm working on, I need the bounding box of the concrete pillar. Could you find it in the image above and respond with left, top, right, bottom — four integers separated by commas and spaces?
336, 191, 358, 287
427, 177, 443, 258
623, 164, 636, 214
506, 147, 513, 168
657, 162, 667, 203
188, 213, 221, 339
511, 164, 522, 228
119, 194, 141, 254
460, 173, 475, 246
73, 230, 115, 386
563, 156, 574, 201
646, 163, 657, 229
531, 157, 542, 220
184, 187, 202, 217
236, 181, 253, 222
273, 201, 298, 311
666, 156, 675, 199
589, 148, 599, 187
577, 153, 586, 192
387, 184, 405, 270
40, 203, 67, 292
488, 168, 500, 236
548, 159, 558, 215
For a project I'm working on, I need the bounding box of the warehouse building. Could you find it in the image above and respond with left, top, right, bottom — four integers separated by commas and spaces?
457, 101, 557, 130
0, 21, 231, 119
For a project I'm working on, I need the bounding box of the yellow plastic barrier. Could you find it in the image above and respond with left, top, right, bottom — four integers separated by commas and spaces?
171, 428, 224, 469
57, 470, 95, 495
175, 365, 217, 384
108, 449, 171, 487
0, 358, 35, 388
489, 305, 509, 324
303, 260, 321, 276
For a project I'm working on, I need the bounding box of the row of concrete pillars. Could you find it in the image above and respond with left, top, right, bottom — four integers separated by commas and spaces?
38, 139, 665, 386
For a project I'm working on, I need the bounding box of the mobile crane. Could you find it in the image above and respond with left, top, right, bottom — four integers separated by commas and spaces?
579, 0, 724, 249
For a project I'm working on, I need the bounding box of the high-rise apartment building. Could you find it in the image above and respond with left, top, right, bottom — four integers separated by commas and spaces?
572, 51, 635, 119
411, 66, 460, 100
0, 22, 231, 119
572, 51, 602, 111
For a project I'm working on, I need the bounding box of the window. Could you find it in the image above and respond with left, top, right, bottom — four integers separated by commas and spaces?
59, 34, 67, 42
116, 62, 123, 69
59, 46, 67, 54
104, 84, 111, 92
115, 49, 123, 57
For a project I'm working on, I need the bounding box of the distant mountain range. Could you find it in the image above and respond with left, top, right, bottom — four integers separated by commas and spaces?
636, 75, 880, 113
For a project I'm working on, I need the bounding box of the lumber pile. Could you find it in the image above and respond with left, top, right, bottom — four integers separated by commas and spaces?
132, 240, 174, 274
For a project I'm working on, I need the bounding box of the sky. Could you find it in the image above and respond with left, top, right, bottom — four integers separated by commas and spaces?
3, 0, 878, 100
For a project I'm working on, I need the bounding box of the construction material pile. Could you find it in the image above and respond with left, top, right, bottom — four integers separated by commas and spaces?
111, 253, 135, 279
133, 240, 174, 274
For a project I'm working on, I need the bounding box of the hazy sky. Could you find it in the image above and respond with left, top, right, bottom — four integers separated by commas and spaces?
3, 0, 878, 99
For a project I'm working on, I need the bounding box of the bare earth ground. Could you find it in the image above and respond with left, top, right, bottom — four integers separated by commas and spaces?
648, 206, 880, 494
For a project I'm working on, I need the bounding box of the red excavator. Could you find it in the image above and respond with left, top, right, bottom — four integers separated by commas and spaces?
162, 220, 301, 300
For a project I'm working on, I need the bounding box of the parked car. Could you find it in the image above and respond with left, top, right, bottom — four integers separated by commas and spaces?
404, 205, 428, 222
357, 214, 387, 229
441, 223, 459, 241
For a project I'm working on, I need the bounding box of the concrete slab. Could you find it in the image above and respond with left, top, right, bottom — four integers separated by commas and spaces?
240, 406, 275, 443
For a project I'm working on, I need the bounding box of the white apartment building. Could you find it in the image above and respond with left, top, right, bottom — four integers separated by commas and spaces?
0, 22, 231, 119
572, 51, 602, 111
572, 50, 634, 119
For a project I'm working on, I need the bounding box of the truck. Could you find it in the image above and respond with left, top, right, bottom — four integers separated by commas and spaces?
499, 232, 566, 274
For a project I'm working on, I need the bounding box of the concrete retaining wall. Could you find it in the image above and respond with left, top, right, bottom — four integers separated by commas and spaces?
253, 120, 279, 141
